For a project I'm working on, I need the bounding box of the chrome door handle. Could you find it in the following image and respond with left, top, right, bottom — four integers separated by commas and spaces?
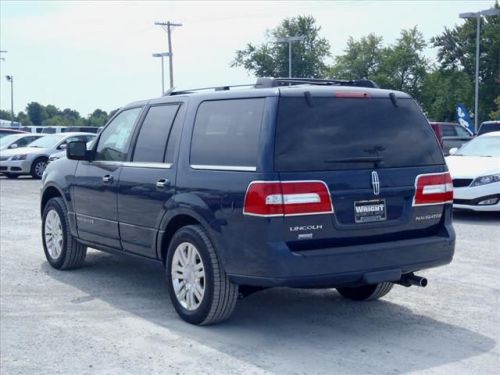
102, 175, 114, 184
156, 178, 170, 189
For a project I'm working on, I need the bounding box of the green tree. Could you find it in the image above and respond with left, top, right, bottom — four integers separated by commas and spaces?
377, 27, 429, 100
87, 109, 108, 127
26, 102, 48, 125
16, 111, 32, 125
431, 2, 499, 122
490, 96, 500, 119
0, 109, 13, 121
328, 34, 384, 80
420, 69, 473, 121
232, 15, 331, 78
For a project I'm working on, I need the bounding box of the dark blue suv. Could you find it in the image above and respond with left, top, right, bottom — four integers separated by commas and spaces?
40, 78, 455, 325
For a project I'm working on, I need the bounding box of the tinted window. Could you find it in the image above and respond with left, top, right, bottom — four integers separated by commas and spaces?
455, 126, 471, 137
478, 123, 500, 135
133, 104, 180, 163
95, 108, 142, 161
165, 105, 185, 163
275, 97, 444, 171
191, 99, 264, 167
441, 125, 456, 137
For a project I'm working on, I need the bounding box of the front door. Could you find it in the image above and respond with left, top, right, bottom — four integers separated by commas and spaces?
72, 107, 143, 248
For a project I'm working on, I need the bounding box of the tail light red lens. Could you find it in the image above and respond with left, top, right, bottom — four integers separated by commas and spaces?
243, 181, 333, 217
413, 172, 453, 206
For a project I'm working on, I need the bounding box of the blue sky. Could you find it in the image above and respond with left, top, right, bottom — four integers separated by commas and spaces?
0, 0, 495, 117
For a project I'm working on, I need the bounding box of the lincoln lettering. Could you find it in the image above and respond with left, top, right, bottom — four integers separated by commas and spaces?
289, 225, 323, 232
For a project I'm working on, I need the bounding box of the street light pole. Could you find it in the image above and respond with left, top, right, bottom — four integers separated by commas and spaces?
5, 75, 14, 126
276, 35, 305, 78
152, 52, 170, 95
459, 7, 500, 132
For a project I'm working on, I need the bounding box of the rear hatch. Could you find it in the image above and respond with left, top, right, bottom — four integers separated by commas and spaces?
273, 89, 448, 249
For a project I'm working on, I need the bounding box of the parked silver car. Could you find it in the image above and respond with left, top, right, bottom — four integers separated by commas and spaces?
0, 133, 43, 151
0, 132, 95, 179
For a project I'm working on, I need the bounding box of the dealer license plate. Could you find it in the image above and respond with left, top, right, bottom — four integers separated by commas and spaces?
354, 199, 387, 223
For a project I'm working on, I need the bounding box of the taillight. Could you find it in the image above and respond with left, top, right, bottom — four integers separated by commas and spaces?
413, 172, 453, 206
243, 181, 333, 217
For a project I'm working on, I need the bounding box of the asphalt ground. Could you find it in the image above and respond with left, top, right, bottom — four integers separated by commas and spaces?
1, 176, 499, 374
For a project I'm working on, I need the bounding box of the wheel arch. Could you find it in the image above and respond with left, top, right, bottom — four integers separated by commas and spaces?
157, 208, 224, 267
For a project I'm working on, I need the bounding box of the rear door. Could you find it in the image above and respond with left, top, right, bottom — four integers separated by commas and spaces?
117, 103, 184, 257
274, 93, 447, 247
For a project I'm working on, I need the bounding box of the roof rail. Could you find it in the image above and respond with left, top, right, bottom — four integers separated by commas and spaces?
164, 83, 255, 96
163, 77, 379, 96
255, 77, 379, 89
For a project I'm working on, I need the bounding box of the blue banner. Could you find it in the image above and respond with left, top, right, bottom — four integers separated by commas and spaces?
456, 104, 474, 134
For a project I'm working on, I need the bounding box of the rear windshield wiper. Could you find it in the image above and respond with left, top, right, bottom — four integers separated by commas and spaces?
324, 156, 384, 164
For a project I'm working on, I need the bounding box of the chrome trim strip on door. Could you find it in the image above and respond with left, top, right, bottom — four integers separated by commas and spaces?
190, 164, 257, 172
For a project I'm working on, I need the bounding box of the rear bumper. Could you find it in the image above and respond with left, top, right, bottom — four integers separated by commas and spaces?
228, 232, 455, 288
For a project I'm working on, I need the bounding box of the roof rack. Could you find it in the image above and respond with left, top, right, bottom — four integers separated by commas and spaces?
164, 77, 378, 96
165, 83, 255, 96
255, 77, 379, 88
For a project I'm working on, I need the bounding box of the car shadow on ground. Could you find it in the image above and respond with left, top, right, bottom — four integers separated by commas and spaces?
453, 209, 500, 226
42, 250, 496, 374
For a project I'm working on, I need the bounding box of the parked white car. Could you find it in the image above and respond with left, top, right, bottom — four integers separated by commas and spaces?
0, 133, 43, 150
0, 132, 95, 179
446, 131, 500, 212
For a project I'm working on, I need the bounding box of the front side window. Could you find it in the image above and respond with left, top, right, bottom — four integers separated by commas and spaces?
95, 108, 142, 161
133, 104, 180, 163
190, 98, 265, 168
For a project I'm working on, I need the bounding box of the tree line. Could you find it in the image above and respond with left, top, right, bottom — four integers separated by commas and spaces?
232, 6, 499, 123
0, 103, 119, 127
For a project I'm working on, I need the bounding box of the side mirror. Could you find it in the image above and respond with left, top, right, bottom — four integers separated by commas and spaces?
67, 141, 91, 161
449, 147, 458, 155
59, 143, 67, 150
9, 143, 18, 149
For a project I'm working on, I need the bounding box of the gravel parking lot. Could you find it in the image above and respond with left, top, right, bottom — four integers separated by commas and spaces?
1, 177, 499, 374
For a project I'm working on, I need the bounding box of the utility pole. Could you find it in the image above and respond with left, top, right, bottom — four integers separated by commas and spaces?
154, 21, 182, 89
276, 36, 305, 78
5, 75, 14, 126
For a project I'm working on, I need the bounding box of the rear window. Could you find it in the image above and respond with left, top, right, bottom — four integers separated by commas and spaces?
275, 97, 444, 171
478, 123, 500, 135
191, 98, 264, 168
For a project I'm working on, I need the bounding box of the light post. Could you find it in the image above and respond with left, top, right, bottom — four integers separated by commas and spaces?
459, 7, 500, 132
152, 52, 171, 95
276, 35, 305, 78
5, 75, 14, 126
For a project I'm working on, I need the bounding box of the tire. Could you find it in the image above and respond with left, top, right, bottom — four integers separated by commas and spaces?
337, 282, 393, 301
42, 197, 87, 270
31, 157, 48, 179
4, 173, 19, 179
166, 225, 238, 325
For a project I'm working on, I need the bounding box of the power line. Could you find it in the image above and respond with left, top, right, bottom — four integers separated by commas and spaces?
154, 21, 183, 89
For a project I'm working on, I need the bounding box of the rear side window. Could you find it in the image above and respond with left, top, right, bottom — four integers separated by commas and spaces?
442, 126, 456, 137
191, 98, 264, 168
478, 123, 500, 135
275, 97, 444, 171
133, 104, 180, 163
455, 126, 471, 137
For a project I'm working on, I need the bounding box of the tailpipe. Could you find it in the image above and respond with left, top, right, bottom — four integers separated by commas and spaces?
396, 273, 428, 288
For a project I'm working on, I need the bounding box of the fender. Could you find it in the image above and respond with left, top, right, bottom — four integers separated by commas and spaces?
155, 193, 229, 266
